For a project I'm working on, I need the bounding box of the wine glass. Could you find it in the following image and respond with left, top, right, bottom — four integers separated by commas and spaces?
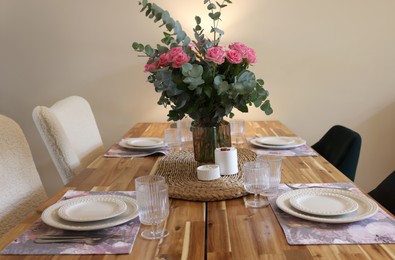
243, 161, 268, 208
135, 175, 170, 240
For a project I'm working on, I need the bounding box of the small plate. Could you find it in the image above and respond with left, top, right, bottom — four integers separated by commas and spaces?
58, 195, 127, 222
276, 188, 378, 223
119, 138, 166, 150
289, 192, 359, 216
42, 195, 138, 231
256, 136, 295, 146
250, 137, 306, 149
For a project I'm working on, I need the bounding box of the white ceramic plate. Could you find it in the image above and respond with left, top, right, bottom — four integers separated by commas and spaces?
276, 188, 378, 223
57, 195, 127, 222
250, 137, 306, 149
42, 195, 138, 231
289, 192, 359, 216
256, 136, 296, 146
119, 138, 166, 150
127, 138, 164, 147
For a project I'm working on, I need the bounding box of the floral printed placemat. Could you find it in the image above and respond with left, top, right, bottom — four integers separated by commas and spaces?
269, 183, 395, 245
0, 190, 141, 255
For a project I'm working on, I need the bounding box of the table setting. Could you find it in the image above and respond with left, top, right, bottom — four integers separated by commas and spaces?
0, 190, 141, 255
104, 137, 170, 158
247, 136, 318, 157
268, 183, 395, 245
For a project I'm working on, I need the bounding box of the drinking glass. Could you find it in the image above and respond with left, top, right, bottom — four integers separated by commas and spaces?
135, 175, 169, 240
243, 161, 268, 208
177, 117, 193, 150
230, 119, 245, 145
257, 155, 282, 198
164, 127, 181, 152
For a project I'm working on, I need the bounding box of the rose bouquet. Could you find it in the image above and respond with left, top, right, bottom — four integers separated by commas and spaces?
132, 0, 272, 126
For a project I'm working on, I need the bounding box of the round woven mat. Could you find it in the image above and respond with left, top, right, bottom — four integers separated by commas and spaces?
154, 148, 257, 201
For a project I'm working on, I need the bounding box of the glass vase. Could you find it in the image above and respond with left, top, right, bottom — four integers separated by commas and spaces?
191, 120, 231, 163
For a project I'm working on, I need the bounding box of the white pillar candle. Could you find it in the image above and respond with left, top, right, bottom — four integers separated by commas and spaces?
196, 164, 220, 181
215, 147, 238, 175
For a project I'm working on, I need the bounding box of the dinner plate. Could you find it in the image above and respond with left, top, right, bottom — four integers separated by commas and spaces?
127, 137, 164, 147
42, 195, 138, 231
276, 188, 378, 223
119, 138, 166, 150
289, 192, 359, 216
57, 195, 127, 222
250, 137, 306, 149
256, 136, 296, 146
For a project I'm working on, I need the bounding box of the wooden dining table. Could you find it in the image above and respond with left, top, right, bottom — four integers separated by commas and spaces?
0, 120, 394, 259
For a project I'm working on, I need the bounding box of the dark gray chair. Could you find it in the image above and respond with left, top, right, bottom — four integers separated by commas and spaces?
369, 171, 395, 215
312, 125, 361, 181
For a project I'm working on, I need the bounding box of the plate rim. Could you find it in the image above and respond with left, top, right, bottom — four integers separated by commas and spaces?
41, 195, 138, 231
57, 195, 128, 222
289, 192, 359, 216
250, 137, 306, 149
275, 188, 378, 223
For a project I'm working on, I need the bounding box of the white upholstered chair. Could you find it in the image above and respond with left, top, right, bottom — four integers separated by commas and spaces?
32, 96, 105, 185
0, 115, 47, 237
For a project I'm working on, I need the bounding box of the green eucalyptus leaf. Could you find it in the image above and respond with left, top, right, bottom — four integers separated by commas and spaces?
260, 100, 273, 115
207, 3, 216, 10
209, 12, 221, 20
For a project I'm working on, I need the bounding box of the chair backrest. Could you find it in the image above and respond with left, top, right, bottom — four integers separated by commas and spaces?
312, 125, 361, 181
32, 96, 105, 184
369, 170, 395, 215
0, 115, 47, 237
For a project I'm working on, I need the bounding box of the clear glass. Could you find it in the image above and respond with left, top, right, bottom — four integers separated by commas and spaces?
230, 119, 245, 145
257, 155, 283, 197
243, 161, 268, 208
135, 176, 169, 240
177, 117, 193, 150
164, 127, 181, 152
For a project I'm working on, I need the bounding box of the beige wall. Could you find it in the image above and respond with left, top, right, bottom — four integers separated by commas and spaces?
1, 0, 394, 196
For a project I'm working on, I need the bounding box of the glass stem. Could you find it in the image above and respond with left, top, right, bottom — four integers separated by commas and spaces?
254, 192, 259, 205
151, 223, 160, 238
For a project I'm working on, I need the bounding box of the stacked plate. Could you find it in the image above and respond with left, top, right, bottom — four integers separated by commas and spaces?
276, 188, 378, 223
250, 136, 306, 149
41, 195, 139, 231
119, 137, 166, 150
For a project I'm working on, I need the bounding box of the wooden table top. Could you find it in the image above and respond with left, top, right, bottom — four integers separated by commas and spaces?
0, 121, 394, 259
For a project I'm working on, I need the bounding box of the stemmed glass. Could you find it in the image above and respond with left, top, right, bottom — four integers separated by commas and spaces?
243, 161, 268, 208
135, 175, 170, 240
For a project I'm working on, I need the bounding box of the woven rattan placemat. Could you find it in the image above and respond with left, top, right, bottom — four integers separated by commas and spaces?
154, 148, 257, 201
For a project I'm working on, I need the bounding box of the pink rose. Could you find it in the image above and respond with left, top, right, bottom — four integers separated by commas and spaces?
172, 52, 190, 68
226, 49, 243, 64
206, 46, 226, 64
229, 42, 249, 56
144, 60, 159, 72
244, 48, 257, 64
168, 46, 184, 59
158, 52, 172, 67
